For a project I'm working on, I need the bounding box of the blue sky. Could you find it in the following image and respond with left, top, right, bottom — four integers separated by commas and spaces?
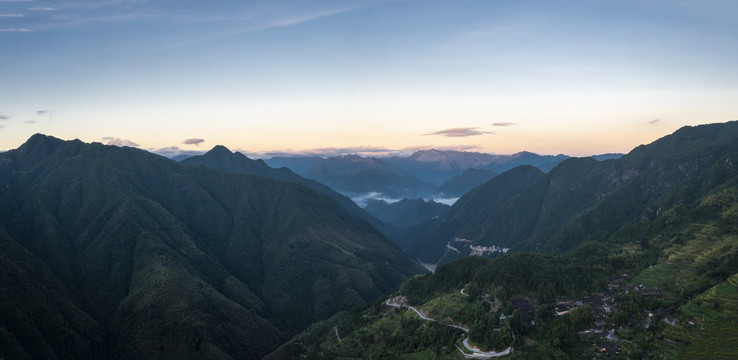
1, 0, 737, 157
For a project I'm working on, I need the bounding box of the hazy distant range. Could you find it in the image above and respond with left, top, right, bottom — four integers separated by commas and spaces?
175, 149, 622, 207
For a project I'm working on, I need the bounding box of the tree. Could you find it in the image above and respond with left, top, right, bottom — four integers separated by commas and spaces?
568, 305, 594, 331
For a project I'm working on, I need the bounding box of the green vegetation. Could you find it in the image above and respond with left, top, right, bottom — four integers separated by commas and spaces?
304, 155, 436, 198
277, 122, 738, 360
5, 121, 738, 359
0, 134, 424, 359
182, 145, 402, 240
435, 167, 498, 197
364, 198, 450, 229
404, 121, 738, 264
401, 165, 545, 262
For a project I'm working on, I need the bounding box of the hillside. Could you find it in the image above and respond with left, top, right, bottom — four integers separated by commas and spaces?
402, 122, 738, 264
434, 168, 498, 197
305, 155, 436, 198
0, 135, 424, 359
401, 165, 545, 263
264, 156, 326, 176
266, 150, 572, 193
273, 151, 738, 358
364, 198, 450, 229
181, 146, 402, 240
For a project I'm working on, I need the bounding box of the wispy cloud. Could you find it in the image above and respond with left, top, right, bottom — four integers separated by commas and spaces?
648, 118, 661, 125
23, 120, 36, 124
169, 6, 359, 48
492, 122, 515, 127
425, 127, 492, 137
0, 13, 25, 17
183, 138, 205, 145
36, 110, 53, 118
0, 28, 32, 32
0, 114, 9, 120
8, 0, 367, 40
102, 137, 139, 147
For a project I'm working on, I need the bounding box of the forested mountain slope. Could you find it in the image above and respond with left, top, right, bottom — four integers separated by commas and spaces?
0, 134, 424, 359
403, 121, 738, 264
364, 198, 450, 229
181, 146, 401, 239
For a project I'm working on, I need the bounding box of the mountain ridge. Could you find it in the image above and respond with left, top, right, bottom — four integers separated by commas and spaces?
0, 134, 424, 359
401, 121, 738, 263
182, 145, 403, 240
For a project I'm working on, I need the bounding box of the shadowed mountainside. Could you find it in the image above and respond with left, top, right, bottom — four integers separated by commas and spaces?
364, 198, 450, 229
434, 167, 498, 197
181, 146, 402, 240
401, 121, 738, 264
0, 135, 424, 359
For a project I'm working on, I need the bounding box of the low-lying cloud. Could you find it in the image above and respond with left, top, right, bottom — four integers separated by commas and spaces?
0, 114, 9, 120
350, 192, 404, 208
102, 137, 139, 147
149, 146, 204, 159
425, 127, 492, 137
183, 138, 205, 145
648, 119, 661, 125
492, 122, 515, 127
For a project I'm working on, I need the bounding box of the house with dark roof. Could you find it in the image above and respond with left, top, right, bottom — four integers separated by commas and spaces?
664, 315, 680, 326
595, 343, 621, 356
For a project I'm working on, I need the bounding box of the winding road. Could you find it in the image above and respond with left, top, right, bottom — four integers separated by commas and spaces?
385, 298, 513, 358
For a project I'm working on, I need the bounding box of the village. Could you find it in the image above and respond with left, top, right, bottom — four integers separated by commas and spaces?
499, 271, 682, 357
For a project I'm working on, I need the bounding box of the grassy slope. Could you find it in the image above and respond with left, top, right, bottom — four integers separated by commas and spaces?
665, 274, 738, 359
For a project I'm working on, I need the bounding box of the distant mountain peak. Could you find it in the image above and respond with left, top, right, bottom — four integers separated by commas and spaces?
209, 144, 231, 152
11, 133, 71, 164
338, 154, 361, 159
20, 133, 64, 150
204, 145, 239, 157
180, 145, 270, 175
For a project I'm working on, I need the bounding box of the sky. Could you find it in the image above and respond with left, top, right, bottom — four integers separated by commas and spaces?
1, 0, 737, 158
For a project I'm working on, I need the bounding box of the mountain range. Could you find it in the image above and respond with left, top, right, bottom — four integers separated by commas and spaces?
401, 121, 738, 264
434, 167, 499, 197
180, 146, 401, 239
0, 135, 424, 359
265, 150, 621, 202
4, 121, 736, 359
304, 155, 437, 199
270, 121, 738, 360
363, 198, 450, 229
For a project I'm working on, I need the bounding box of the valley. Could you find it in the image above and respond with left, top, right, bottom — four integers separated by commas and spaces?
3, 1, 736, 359
2, 122, 738, 359
269, 121, 738, 359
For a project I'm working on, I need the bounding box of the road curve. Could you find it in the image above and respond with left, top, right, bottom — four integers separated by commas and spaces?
385, 298, 513, 358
